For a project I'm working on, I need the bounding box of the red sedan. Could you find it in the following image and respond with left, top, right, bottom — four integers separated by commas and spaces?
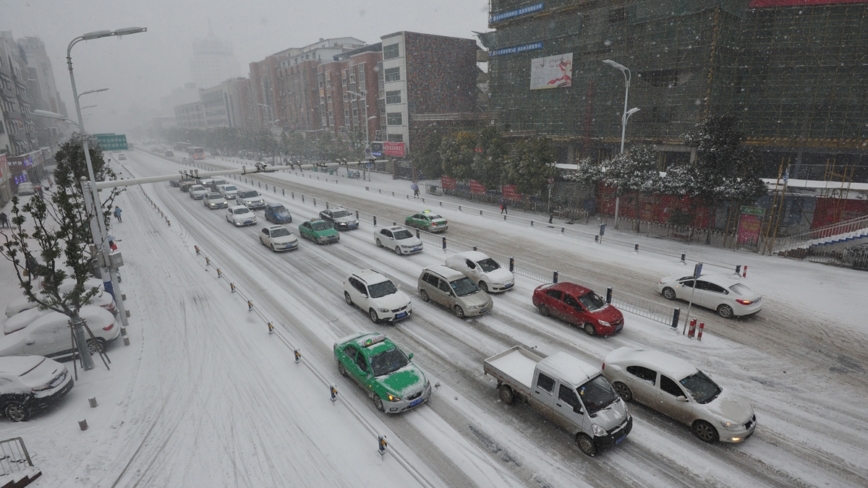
532, 282, 624, 336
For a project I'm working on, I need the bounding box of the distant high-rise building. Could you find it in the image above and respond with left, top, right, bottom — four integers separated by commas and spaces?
189, 33, 242, 91
17, 36, 67, 146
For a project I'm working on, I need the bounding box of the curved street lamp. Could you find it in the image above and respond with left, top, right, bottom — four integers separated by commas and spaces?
65, 27, 147, 369
603, 59, 640, 227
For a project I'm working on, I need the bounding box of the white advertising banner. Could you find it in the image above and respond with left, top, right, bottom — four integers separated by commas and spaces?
530, 53, 573, 90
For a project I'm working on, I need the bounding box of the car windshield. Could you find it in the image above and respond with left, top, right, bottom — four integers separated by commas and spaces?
578, 375, 619, 416
729, 283, 753, 296
233, 208, 248, 214
578, 292, 607, 311
207, 193, 221, 199
368, 280, 398, 299
191, 186, 205, 191
370, 347, 410, 377
680, 371, 722, 404
311, 221, 331, 231
332, 210, 352, 218
393, 230, 414, 240
476, 258, 500, 273
427, 214, 444, 220
450, 277, 479, 297
225, 186, 237, 191
270, 228, 291, 237
238, 191, 257, 198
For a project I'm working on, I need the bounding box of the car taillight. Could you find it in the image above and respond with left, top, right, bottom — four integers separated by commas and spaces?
735, 299, 753, 305
103, 322, 115, 331
601, 362, 605, 371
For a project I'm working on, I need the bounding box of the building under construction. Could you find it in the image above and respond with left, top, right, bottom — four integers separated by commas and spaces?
480, 0, 868, 181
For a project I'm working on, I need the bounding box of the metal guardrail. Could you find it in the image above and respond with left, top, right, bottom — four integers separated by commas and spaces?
0, 437, 34, 477
774, 214, 868, 253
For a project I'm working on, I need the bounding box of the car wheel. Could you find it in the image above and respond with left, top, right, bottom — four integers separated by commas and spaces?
576, 433, 597, 457
692, 420, 720, 443
717, 304, 734, 319
395, 247, 402, 255
87, 339, 105, 355
478, 281, 489, 293
583, 322, 597, 336
373, 395, 385, 412
662, 287, 677, 300
498, 385, 515, 405
344, 292, 353, 306
454, 305, 465, 319
4, 402, 30, 422
369, 309, 380, 324
376, 239, 382, 248
338, 361, 348, 377
537, 304, 550, 317
420, 290, 430, 302
613, 382, 633, 402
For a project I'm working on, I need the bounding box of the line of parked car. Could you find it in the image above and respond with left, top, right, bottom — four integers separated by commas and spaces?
1, 278, 121, 422
168, 176, 761, 457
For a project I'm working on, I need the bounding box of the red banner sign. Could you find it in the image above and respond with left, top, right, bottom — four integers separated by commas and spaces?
441, 176, 457, 190
750, 0, 866, 6
470, 180, 486, 195
737, 213, 763, 246
502, 184, 522, 201
384, 142, 405, 157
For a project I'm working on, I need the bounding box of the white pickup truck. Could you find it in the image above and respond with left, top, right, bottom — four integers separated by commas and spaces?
483, 345, 632, 456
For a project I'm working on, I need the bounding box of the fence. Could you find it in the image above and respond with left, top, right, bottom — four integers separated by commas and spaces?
0, 437, 35, 479
772, 214, 868, 254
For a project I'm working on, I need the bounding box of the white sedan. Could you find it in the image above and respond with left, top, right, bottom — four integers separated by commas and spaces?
0, 305, 121, 359
602, 347, 757, 444
657, 274, 761, 318
374, 226, 422, 255
259, 225, 299, 252
189, 185, 208, 200
226, 205, 257, 226
444, 250, 514, 293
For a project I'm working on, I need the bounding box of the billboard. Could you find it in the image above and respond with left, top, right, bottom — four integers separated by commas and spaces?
530, 53, 573, 90
383, 142, 405, 157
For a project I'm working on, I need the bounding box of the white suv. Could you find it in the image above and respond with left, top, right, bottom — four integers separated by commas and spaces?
343, 270, 412, 324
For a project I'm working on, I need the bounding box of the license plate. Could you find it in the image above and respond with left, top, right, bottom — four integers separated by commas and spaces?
412, 247, 421, 252
503, 283, 513, 289
410, 398, 423, 407
615, 435, 625, 445
395, 312, 407, 319
479, 308, 488, 314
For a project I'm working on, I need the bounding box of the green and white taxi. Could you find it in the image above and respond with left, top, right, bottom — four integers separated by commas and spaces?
298, 219, 340, 244
404, 210, 448, 233
333, 332, 432, 414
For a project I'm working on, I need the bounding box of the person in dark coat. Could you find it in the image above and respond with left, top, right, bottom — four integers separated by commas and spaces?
0, 211, 9, 228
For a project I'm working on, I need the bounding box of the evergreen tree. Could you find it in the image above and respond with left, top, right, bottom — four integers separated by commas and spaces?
440, 131, 476, 181
416, 133, 444, 179
506, 137, 557, 196
472, 126, 508, 190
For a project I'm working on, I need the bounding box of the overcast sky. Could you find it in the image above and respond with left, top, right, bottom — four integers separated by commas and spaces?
0, 0, 489, 135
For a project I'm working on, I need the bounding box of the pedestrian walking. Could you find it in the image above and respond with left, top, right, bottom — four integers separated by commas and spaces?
411, 181, 420, 198
548, 210, 554, 224
114, 205, 123, 223
0, 211, 9, 228
500, 199, 508, 215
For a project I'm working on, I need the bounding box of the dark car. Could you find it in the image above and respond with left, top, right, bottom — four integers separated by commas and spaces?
532, 282, 624, 336
1, 356, 73, 422
319, 207, 359, 230
264, 203, 293, 224
164, 150, 174, 157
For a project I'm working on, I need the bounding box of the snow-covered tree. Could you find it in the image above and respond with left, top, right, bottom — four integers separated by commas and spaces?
506, 137, 557, 196
471, 126, 509, 190
440, 131, 477, 181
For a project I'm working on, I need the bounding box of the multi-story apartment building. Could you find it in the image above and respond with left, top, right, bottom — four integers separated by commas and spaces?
18, 36, 67, 147
0, 32, 38, 159
378, 31, 482, 158
318, 46, 383, 143
174, 101, 206, 129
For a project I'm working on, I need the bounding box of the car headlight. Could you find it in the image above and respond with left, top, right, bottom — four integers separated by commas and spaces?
387, 394, 401, 402
598, 320, 611, 327
377, 308, 390, 313
467, 304, 479, 310
720, 420, 742, 431
592, 424, 607, 437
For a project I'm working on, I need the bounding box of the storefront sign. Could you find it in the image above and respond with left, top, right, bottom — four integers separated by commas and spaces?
383, 142, 405, 157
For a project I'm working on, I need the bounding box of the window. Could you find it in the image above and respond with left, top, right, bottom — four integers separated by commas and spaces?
386, 90, 402, 104
558, 384, 581, 410
626, 365, 657, 384
660, 375, 684, 397
437, 278, 451, 293
563, 295, 580, 308
387, 112, 402, 125
536, 373, 555, 393
609, 7, 627, 23
694, 280, 710, 291
387, 134, 403, 142
383, 43, 400, 60
706, 283, 727, 294
384, 67, 400, 82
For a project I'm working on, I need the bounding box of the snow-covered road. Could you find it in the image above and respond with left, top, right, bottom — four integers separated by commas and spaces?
3, 149, 866, 487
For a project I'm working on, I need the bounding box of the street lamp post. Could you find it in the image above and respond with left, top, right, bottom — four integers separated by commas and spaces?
603, 59, 640, 228
67, 27, 146, 369
345, 90, 371, 146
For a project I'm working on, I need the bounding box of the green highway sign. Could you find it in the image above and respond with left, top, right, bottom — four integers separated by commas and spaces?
94, 133, 128, 151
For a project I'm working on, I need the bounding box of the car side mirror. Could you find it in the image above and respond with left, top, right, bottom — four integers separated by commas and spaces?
407, 353, 414, 360
26, 340, 35, 345
676, 395, 688, 402
573, 406, 584, 414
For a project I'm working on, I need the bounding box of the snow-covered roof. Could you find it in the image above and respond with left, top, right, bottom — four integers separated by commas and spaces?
538, 352, 599, 387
